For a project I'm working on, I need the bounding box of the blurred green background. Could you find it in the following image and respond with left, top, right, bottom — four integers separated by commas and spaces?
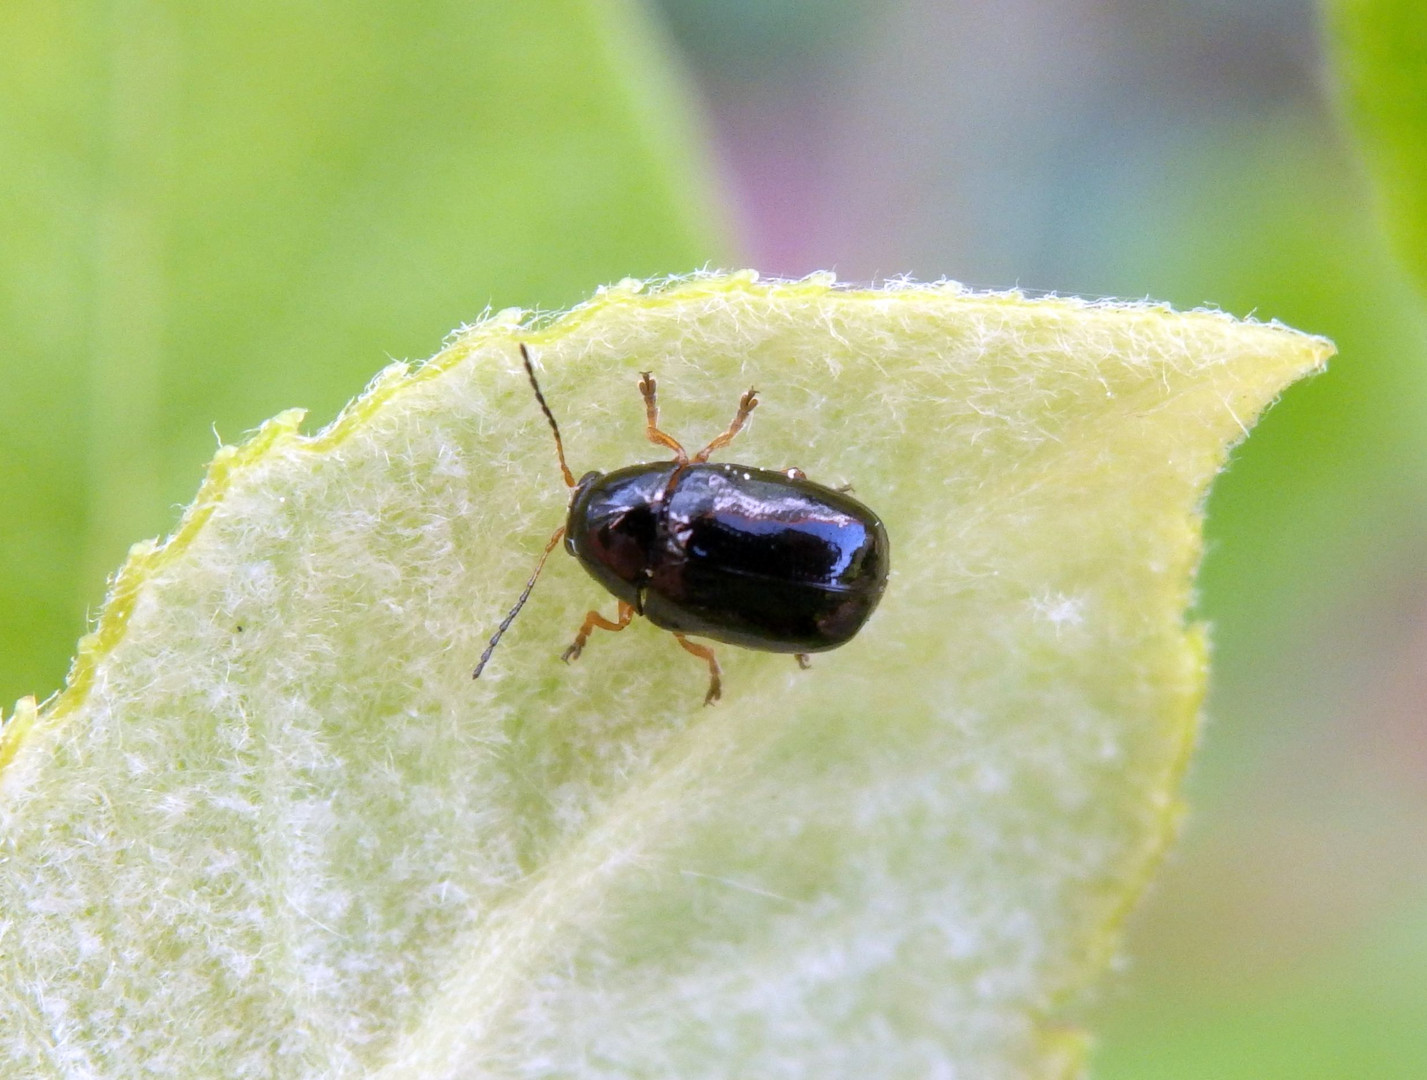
3, 0, 1424, 1075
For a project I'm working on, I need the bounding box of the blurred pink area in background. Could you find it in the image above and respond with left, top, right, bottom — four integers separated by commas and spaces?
654, 0, 1427, 1074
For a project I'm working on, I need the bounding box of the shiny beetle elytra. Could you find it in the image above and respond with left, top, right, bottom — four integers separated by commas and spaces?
472, 345, 890, 704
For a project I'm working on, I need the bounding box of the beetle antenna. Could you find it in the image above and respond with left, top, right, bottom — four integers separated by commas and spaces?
473, 524, 567, 680
520, 344, 576, 488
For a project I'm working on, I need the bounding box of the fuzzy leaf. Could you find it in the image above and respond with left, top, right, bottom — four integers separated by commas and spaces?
0, 274, 1330, 1079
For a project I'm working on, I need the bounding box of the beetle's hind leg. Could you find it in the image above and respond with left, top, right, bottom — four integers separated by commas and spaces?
562, 601, 635, 663
693, 385, 759, 462
673, 633, 722, 705
637, 372, 688, 463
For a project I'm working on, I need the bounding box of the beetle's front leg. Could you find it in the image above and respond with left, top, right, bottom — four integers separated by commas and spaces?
693, 385, 759, 462
638, 372, 688, 463
562, 601, 635, 663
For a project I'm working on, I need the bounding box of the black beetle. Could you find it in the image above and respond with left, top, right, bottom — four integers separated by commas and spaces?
472, 344, 889, 704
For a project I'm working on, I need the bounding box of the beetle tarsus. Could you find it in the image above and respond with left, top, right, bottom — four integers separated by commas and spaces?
562, 601, 635, 663
638, 371, 688, 462
795, 653, 811, 670
693, 386, 759, 462
674, 633, 722, 705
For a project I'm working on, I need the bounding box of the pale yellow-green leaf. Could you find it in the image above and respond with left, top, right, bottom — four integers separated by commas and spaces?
0, 273, 1329, 1078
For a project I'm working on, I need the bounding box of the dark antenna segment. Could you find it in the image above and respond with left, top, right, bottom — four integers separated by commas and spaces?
473, 524, 566, 679
521, 343, 576, 488
472, 344, 579, 681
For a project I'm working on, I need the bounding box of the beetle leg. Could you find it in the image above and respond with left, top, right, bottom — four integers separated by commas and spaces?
795, 653, 812, 670
562, 600, 635, 663
693, 386, 759, 462
638, 371, 688, 463
673, 633, 722, 705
